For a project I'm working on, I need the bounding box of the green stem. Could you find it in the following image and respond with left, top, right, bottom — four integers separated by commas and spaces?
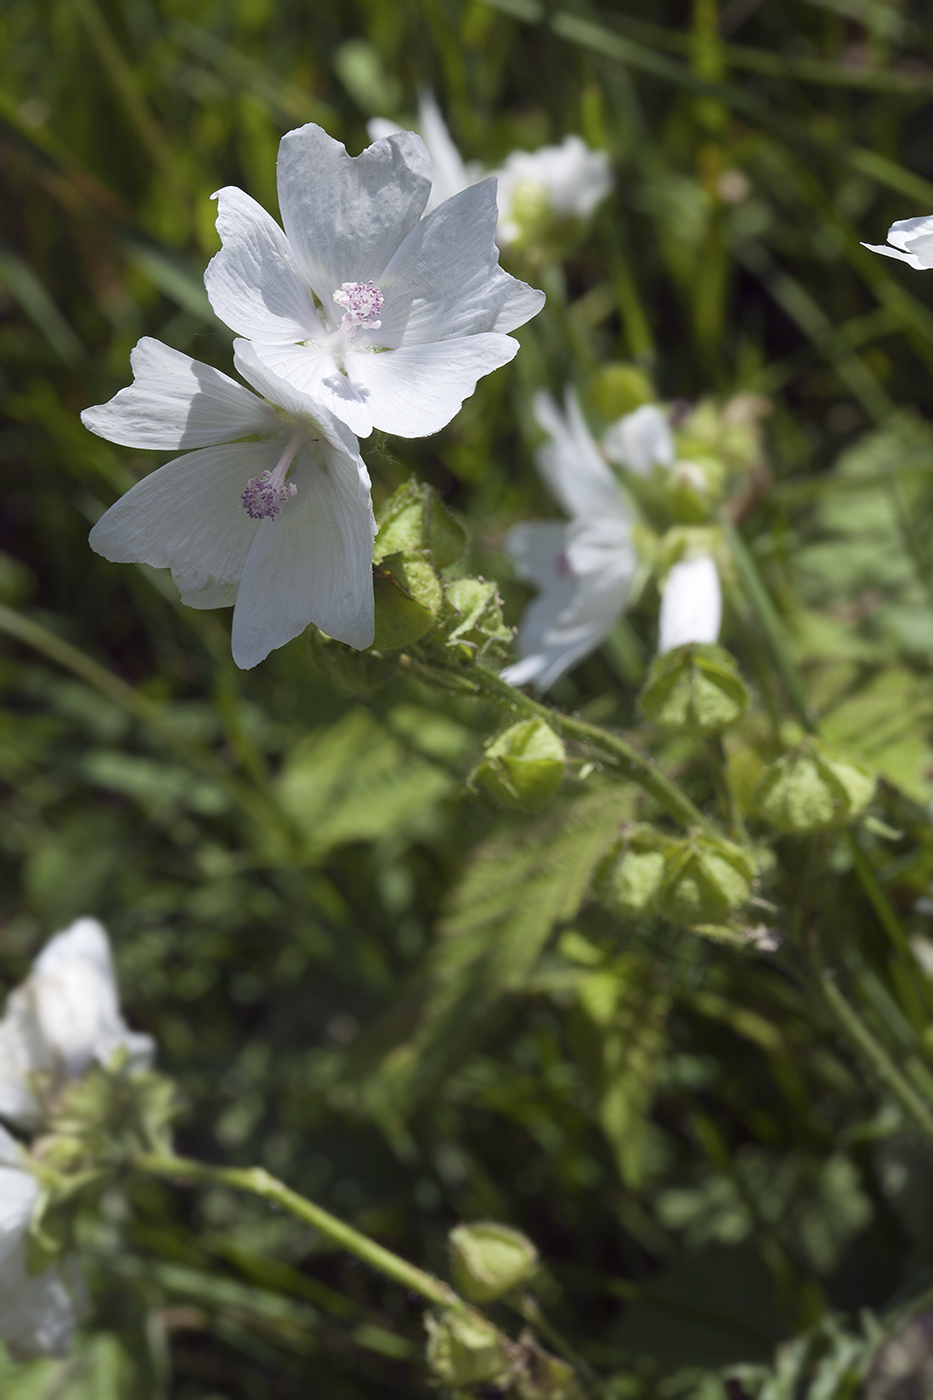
818, 972, 933, 1143
403, 655, 716, 834
515, 1293, 599, 1389
134, 1152, 466, 1313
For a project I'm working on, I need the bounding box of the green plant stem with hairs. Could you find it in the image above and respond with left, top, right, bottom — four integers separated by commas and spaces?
402, 654, 717, 834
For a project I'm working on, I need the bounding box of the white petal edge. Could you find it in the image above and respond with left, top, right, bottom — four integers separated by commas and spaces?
81, 339, 278, 450
347, 333, 518, 438
204, 186, 323, 343
861, 241, 926, 269
658, 555, 722, 653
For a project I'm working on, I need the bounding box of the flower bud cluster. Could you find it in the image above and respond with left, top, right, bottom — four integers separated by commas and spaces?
596, 824, 757, 933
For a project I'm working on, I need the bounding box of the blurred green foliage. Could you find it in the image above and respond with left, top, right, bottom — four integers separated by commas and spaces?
5, 0, 933, 1396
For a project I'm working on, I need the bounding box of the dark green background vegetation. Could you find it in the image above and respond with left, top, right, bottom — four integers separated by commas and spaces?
5, 0, 933, 1395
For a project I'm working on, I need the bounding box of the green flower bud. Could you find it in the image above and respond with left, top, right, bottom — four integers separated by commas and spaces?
372, 551, 444, 651
373, 478, 467, 569
591, 363, 654, 421
657, 834, 756, 927
449, 1221, 539, 1303
754, 738, 876, 835
424, 1309, 513, 1387
469, 721, 564, 812
639, 643, 750, 736
441, 577, 513, 662
594, 824, 672, 918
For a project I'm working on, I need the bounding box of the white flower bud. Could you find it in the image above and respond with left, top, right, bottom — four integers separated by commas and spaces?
657, 555, 721, 654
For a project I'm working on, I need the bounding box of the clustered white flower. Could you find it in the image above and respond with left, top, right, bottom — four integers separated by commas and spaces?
0, 918, 151, 1359
84, 120, 545, 669
369, 91, 611, 247
502, 392, 723, 691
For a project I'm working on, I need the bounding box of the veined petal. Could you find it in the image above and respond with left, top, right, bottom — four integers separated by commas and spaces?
658, 555, 722, 653
534, 388, 632, 521
89, 441, 281, 603
231, 439, 376, 669
232, 338, 366, 452
347, 333, 518, 438
245, 339, 374, 438
379, 179, 544, 342
204, 186, 323, 342
81, 338, 278, 450
277, 124, 431, 305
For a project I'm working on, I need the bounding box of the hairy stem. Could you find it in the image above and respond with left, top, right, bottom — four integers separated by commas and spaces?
403, 654, 716, 834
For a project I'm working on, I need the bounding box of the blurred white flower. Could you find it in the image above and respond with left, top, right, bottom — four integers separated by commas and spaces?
0, 1127, 81, 1358
657, 555, 722, 654
495, 136, 612, 247
862, 215, 933, 269
602, 404, 675, 477
503, 388, 638, 691
368, 90, 483, 215
83, 337, 377, 669
0, 917, 153, 1128
204, 121, 544, 439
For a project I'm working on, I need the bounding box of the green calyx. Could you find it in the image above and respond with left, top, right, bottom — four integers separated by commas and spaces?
469, 719, 565, 812
371, 479, 467, 653
424, 1309, 513, 1387
596, 824, 755, 927
439, 576, 513, 662
754, 737, 876, 835
639, 642, 750, 736
449, 1220, 539, 1303
373, 477, 467, 571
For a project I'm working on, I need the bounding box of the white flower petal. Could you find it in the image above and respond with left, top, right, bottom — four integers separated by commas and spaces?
0, 1247, 81, 1360
204, 186, 324, 343
276, 124, 431, 305
534, 388, 633, 521
417, 90, 474, 213
232, 339, 368, 452
658, 555, 722, 653
245, 339, 375, 437
861, 240, 926, 268
887, 214, 933, 261
503, 519, 635, 692
603, 404, 674, 476
81, 338, 278, 450
347, 333, 518, 438
378, 179, 544, 342
30, 919, 154, 1079
90, 441, 280, 603
0, 1165, 37, 1272
231, 440, 375, 669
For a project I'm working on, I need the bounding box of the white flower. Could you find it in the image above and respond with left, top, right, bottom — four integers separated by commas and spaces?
203, 122, 545, 439
657, 555, 722, 654
368, 90, 483, 215
502, 388, 638, 692
862, 215, 933, 269
83, 337, 377, 670
495, 136, 612, 247
602, 404, 675, 477
0, 1126, 81, 1358
0, 917, 154, 1128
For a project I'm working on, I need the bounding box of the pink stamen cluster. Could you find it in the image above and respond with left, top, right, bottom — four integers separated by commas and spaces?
333, 280, 384, 330
241, 471, 298, 521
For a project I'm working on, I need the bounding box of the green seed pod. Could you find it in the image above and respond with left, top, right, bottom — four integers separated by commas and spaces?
639, 643, 750, 737
594, 824, 672, 918
469, 720, 564, 812
657, 834, 756, 927
372, 552, 444, 651
441, 576, 513, 662
424, 1309, 512, 1387
373, 478, 468, 569
449, 1221, 539, 1303
754, 738, 876, 835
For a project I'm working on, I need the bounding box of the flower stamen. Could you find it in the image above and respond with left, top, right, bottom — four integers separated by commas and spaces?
333, 280, 384, 333
242, 434, 301, 521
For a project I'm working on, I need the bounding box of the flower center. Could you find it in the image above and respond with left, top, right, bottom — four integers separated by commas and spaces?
332, 280, 384, 333
241, 434, 300, 521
